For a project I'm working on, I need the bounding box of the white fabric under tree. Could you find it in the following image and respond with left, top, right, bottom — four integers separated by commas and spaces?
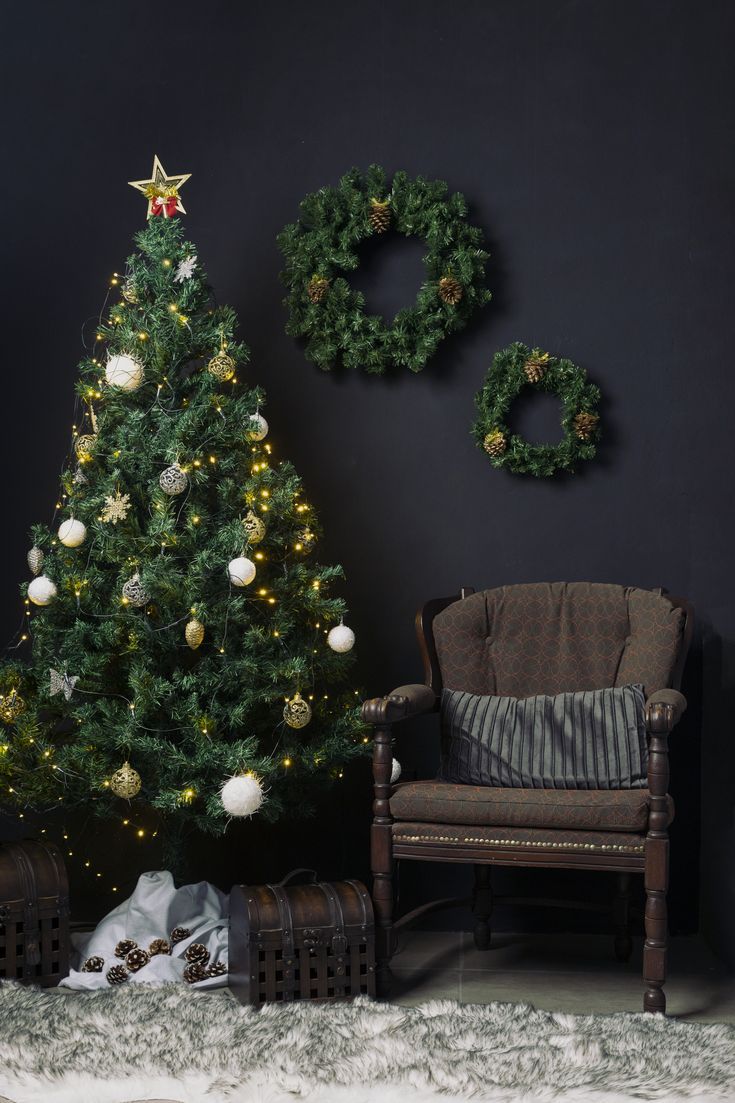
60, 870, 228, 990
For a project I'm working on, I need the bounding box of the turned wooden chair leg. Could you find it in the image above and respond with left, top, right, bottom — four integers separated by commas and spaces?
371, 722, 395, 995
472, 864, 493, 950
643, 724, 670, 1013
613, 871, 633, 962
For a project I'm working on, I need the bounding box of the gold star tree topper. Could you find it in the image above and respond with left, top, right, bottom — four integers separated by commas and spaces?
128, 155, 191, 218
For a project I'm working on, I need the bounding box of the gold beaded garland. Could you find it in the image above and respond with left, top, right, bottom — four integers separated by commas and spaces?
283, 692, 312, 729
185, 618, 205, 650
109, 761, 142, 799
207, 350, 235, 382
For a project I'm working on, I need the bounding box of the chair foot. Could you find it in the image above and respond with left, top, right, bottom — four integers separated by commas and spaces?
644, 986, 666, 1014
613, 871, 632, 963
473, 918, 491, 950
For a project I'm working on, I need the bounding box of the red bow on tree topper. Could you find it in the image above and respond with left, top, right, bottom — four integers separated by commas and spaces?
148, 188, 182, 218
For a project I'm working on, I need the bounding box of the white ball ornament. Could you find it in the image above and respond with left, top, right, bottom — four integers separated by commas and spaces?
391, 758, 402, 785
327, 622, 355, 653
228, 556, 256, 587
105, 354, 144, 392
58, 518, 87, 548
28, 576, 58, 606
220, 773, 264, 818
246, 413, 269, 442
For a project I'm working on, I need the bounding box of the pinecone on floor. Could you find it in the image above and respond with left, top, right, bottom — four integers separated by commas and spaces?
438, 274, 463, 305
483, 430, 507, 457
523, 350, 550, 383
127, 948, 150, 972
149, 938, 171, 957
82, 956, 104, 973
106, 964, 129, 985
184, 942, 210, 966
306, 276, 330, 304
183, 962, 208, 984
114, 938, 138, 959
368, 197, 391, 233
206, 961, 228, 978
170, 927, 191, 945
573, 411, 599, 440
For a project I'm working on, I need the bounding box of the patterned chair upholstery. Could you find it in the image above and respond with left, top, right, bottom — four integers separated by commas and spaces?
362, 582, 693, 1014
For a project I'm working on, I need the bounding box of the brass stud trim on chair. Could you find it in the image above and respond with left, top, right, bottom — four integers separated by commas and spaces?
393, 833, 645, 854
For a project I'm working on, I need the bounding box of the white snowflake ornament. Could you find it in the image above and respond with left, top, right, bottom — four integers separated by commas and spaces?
101, 491, 131, 524
174, 255, 198, 283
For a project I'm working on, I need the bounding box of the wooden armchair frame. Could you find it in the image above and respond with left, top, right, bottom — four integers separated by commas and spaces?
362, 586, 694, 1014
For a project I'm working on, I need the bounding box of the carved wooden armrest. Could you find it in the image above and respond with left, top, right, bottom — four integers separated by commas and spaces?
645, 688, 687, 734
361, 684, 437, 727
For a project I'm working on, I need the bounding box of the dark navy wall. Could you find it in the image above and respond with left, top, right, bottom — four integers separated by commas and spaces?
2, 0, 734, 962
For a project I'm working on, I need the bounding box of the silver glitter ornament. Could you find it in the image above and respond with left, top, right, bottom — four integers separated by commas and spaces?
158, 465, 188, 496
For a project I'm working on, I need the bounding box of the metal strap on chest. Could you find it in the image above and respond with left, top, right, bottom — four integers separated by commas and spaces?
9, 845, 41, 972
269, 883, 298, 999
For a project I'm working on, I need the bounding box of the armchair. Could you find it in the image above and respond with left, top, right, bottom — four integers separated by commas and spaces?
362, 582, 693, 1013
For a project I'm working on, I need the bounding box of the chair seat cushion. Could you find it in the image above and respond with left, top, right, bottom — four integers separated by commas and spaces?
390, 780, 673, 832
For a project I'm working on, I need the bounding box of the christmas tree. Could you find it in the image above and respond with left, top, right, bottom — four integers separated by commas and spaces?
0, 158, 363, 855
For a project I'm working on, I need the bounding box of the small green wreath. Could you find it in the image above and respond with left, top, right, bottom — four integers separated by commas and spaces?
277, 165, 491, 374
473, 342, 602, 477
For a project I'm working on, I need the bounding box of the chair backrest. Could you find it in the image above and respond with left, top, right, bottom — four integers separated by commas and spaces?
418, 582, 692, 699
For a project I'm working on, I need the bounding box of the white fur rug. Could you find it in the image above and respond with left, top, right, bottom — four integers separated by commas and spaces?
0, 983, 734, 1103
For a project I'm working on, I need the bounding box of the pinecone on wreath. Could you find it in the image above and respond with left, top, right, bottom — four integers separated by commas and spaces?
306, 275, 330, 304
106, 964, 129, 985
183, 962, 208, 984
368, 197, 391, 233
573, 411, 599, 440
523, 350, 550, 383
184, 942, 210, 966
483, 430, 507, 458
438, 273, 464, 305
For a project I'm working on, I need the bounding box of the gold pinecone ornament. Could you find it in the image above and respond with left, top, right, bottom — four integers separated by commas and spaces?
185, 618, 205, 650
523, 350, 550, 383
483, 430, 507, 458
438, 274, 464, 305
368, 197, 391, 233
573, 411, 600, 441
307, 276, 330, 304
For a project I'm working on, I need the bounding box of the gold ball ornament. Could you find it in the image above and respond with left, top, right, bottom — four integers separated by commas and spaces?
185, 618, 205, 650
0, 689, 25, 725
75, 434, 96, 463
27, 546, 44, 576
242, 510, 266, 544
109, 761, 142, 799
246, 413, 269, 441
283, 692, 312, 729
121, 278, 139, 304
122, 573, 150, 607
158, 464, 188, 496
207, 350, 236, 382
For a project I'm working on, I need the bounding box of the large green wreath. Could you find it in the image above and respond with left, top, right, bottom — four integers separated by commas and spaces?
473, 342, 602, 477
277, 165, 491, 374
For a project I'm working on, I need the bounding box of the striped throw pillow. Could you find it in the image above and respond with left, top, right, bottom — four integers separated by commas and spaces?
438, 684, 647, 790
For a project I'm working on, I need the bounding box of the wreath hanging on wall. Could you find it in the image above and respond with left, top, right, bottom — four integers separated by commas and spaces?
473, 342, 601, 477
277, 165, 491, 374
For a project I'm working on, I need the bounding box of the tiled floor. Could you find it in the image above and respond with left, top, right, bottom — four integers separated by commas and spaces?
387, 929, 735, 1022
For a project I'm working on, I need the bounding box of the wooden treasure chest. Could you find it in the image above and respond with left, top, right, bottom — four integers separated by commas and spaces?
0, 839, 70, 986
230, 869, 375, 1004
